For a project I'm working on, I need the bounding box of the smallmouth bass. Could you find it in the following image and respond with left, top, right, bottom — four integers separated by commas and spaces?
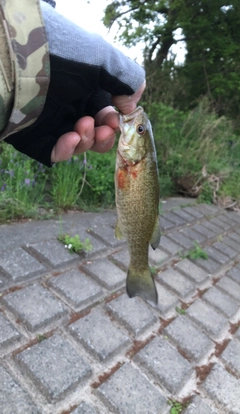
115, 106, 160, 305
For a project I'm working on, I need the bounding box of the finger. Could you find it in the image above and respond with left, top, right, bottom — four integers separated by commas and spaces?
90, 125, 116, 153
95, 106, 119, 130
112, 80, 146, 114
51, 132, 81, 163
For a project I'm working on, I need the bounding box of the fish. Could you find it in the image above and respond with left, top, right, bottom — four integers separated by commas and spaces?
115, 106, 160, 305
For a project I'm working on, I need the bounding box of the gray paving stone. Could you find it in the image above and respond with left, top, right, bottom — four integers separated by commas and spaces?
201, 220, 222, 235
204, 245, 230, 265
69, 308, 130, 361
220, 214, 236, 229
222, 235, 240, 252
0, 365, 40, 414
48, 269, 104, 311
16, 334, 92, 402
191, 223, 216, 240
148, 247, 169, 266
164, 315, 213, 361
183, 206, 204, 219
186, 299, 228, 338
135, 336, 192, 393
174, 258, 210, 286
74, 231, 107, 257
72, 401, 100, 414
96, 363, 168, 413
0, 312, 21, 350
212, 240, 238, 260
0, 247, 45, 282
26, 239, 79, 268
202, 363, 240, 413
90, 225, 125, 247
236, 328, 240, 341
171, 208, 196, 223
155, 283, 179, 316
160, 216, 176, 231
82, 259, 126, 290
227, 264, 240, 284
159, 235, 183, 256
180, 227, 206, 244
105, 293, 158, 336
0, 274, 6, 289
183, 395, 219, 414
192, 256, 221, 275
167, 231, 193, 249
157, 268, 195, 299
228, 231, 240, 243
226, 211, 240, 224
202, 286, 240, 318
110, 249, 130, 271
209, 216, 230, 231
216, 276, 240, 301
221, 339, 240, 377
2, 284, 68, 332
163, 211, 186, 226
195, 203, 219, 216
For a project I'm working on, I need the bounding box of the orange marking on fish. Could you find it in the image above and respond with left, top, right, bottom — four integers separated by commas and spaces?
131, 169, 138, 179
117, 169, 127, 189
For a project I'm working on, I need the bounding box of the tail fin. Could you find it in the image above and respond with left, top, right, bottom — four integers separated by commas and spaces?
126, 265, 158, 305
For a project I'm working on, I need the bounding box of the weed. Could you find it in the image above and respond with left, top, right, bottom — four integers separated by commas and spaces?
168, 399, 188, 414
175, 306, 186, 315
58, 234, 92, 254
36, 334, 47, 342
181, 242, 208, 260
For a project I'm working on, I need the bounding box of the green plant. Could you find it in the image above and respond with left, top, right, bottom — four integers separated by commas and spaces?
182, 242, 208, 260
175, 306, 186, 315
58, 234, 92, 254
168, 399, 188, 414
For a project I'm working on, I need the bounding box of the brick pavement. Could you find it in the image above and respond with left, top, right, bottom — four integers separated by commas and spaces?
0, 198, 240, 414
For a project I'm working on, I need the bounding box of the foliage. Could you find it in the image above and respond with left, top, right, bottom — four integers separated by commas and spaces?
57, 233, 92, 254
168, 399, 188, 414
182, 242, 208, 260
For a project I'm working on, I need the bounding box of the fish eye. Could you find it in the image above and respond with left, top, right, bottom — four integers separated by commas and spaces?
137, 124, 145, 135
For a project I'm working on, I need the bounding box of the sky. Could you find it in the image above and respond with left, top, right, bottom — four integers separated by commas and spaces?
56, 0, 186, 64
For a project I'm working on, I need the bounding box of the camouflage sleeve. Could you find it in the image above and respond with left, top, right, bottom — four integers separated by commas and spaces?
0, 0, 50, 141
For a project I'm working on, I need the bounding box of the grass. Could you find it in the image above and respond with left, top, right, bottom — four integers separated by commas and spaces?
57, 234, 92, 254
181, 242, 208, 260
168, 399, 189, 414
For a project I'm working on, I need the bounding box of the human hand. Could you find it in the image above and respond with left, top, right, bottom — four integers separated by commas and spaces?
50, 81, 146, 163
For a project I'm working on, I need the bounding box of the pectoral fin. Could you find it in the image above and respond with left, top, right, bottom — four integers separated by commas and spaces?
150, 217, 161, 250
115, 220, 124, 240
126, 265, 158, 305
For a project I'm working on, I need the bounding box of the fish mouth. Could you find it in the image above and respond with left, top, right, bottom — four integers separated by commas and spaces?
120, 106, 144, 125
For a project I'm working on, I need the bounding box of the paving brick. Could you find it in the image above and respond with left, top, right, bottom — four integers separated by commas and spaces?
183, 206, 204, 219
90, 225, 125, 247
191, 223, 216, 240
48, 269, 104, 311
160, 216, 176, 231
174, 258, 210, 286
105, 293, 158, 336
202, 286, 239, 318
186, 299, 228, 338
0, 312, 21, 350
222, 235, 240, 252
167, 231, 193, 250
69, 308, 130, 362
228, 231, 240, 243
184, 395, 219, 414
0, 247, 45, 282
148, 247, 169, 266
236, 328, 240, 341
220, 214, 236, 229
204, 245, 230, 265
226, 211, 240, 224
157, 268, 196, 299
82, 259, 126, 290
209, 216, 230, 231
171, 208, 196, 223
195, 203, 219, 216
201, 220, 222, 235
202, 363, 240, 413
96, 363, 168, 413
221, 339, 240, 377
72, 401, 100, 414
212, 240, 238, 260
25, 239, 79, 268
227, 264, 240, 284
192, 256, 221, 275
135, 336, 192, 393
74, 231, 107, 257
155, 283, 179, 316
212, 215, 233, 231
216, 276, 240, 301
0, 365, 40, 413
16, 334, 92, 402
180, 227, 206, 244
159, 235, 183, 256
2, 284, 68, 332
110, 248, 130, 271
163, 211, 186, 226
164, 315, 213, 362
